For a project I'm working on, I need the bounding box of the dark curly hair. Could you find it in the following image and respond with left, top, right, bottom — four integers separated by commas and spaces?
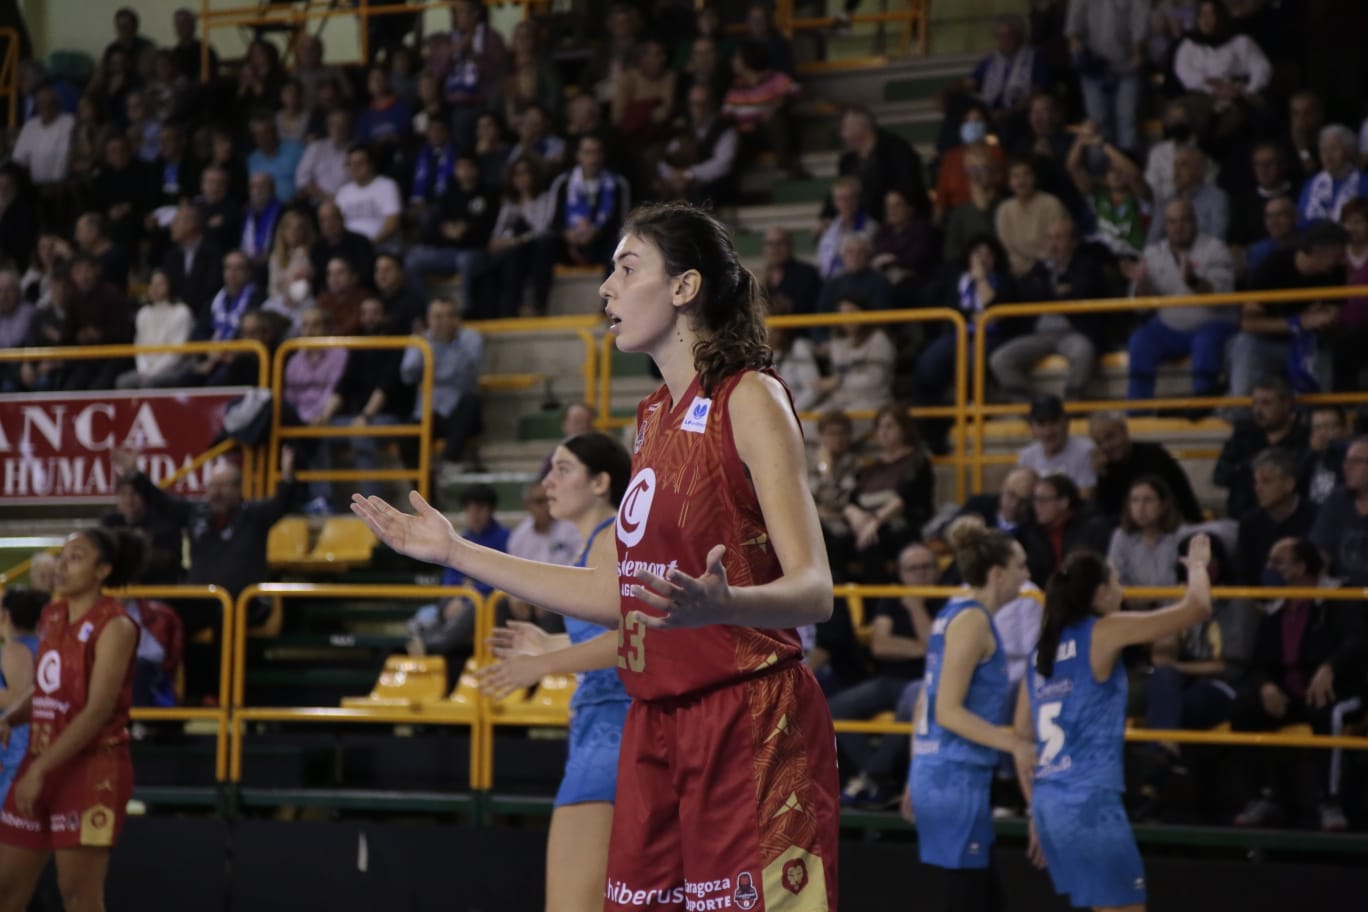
621, 202, 772, 396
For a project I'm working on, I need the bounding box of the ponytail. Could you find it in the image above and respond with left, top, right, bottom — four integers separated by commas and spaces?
1037, 550, 1108, 678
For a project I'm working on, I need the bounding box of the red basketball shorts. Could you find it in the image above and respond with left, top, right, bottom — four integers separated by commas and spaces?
604, 662, 840, 912
0, 746, 133, 851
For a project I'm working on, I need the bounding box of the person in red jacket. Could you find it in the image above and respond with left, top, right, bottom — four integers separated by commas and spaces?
0, 526, 141, 912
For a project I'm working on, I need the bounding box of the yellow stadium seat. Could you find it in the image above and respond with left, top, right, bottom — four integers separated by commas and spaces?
342, 656, 449, 709
267, 517, 310, 567
306, 516, 376, 568
421, 658, 482, 722
488, 673, 575, 726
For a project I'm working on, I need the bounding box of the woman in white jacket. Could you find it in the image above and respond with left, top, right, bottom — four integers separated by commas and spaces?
1172, 1, 1271, 104
116, 270, 194, 389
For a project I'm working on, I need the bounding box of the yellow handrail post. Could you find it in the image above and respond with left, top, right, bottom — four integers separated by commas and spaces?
972, 302, 989, 494
952, 309, 968, 504
117, 585, 233, 782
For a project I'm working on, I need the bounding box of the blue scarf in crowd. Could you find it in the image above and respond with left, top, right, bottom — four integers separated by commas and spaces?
211, 283, 257, 341
240, 200, 281, 259
413, 144, 456, 200
565, 167, 617, 230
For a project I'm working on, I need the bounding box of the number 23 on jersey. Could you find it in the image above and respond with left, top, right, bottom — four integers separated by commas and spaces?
618, 611, 647, 673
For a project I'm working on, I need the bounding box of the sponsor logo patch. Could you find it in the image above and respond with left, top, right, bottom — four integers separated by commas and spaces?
733, 872, 759, 911
36, 650, 61, 694
616, 468, 656, 548
680, 397, 712, 434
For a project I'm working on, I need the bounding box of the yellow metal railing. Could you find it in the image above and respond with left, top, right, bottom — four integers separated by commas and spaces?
228, 582, 489, 786
0, 339, 271, 389
826, 584, 1368, 751
0, 580, 1326, 790
199, 0, 550, 79
718, 0, 930, 61
587, 285, 1368, 501
268, 335, 434, 500
969, 285, 1368, 491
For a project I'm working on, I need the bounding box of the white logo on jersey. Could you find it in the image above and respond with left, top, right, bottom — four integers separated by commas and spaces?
617, 468, 657, 547
37, 650, 61, 694
680, 397, 712, 434
78, 622, 94, 643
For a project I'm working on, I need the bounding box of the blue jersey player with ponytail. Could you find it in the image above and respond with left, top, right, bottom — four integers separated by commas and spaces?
1017, 533, 1212, 912
909, 518, 1036, 912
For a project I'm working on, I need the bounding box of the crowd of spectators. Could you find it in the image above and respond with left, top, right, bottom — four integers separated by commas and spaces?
7, 0, 1368, 832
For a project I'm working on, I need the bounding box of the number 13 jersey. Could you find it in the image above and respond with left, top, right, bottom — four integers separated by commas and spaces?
615, 371, 803, 702
1027, 616, 1127, 791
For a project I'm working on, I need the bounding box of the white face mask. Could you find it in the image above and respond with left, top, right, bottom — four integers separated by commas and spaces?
960, 120, 988, 145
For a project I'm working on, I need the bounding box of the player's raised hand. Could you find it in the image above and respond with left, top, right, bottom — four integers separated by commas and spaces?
632, 544, 733, 629
351, 491, 458, 567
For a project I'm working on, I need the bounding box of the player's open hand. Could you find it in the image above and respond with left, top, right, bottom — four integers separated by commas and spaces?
488, 620, 555, 659
475, 655, 544, 701
351, 491, 458, 567
632, 544, 733, 629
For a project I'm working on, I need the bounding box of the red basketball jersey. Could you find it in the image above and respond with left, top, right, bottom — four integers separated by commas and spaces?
29, 596, 136, 758
615, 370, 804, 701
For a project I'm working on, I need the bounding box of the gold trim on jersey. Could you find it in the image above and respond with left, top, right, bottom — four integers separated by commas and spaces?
81, 804, 115, 847
762, 846, 827, 911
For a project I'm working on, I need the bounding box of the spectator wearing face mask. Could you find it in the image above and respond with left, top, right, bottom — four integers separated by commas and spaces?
933, 102, 1006, 223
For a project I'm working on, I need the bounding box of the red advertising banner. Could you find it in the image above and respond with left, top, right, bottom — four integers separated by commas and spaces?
0, 389, 250, 504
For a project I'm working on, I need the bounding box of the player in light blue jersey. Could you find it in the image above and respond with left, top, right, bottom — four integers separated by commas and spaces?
909, 517, 1036, 912
477, 432, 633, 912
1016, 534, 1212, 912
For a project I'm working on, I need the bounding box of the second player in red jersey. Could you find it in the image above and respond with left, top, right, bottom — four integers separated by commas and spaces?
0, 527, 141, 912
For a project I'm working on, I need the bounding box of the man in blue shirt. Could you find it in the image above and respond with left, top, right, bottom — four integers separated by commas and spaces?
247, 114, 304, 203
400, 297, 484, 470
